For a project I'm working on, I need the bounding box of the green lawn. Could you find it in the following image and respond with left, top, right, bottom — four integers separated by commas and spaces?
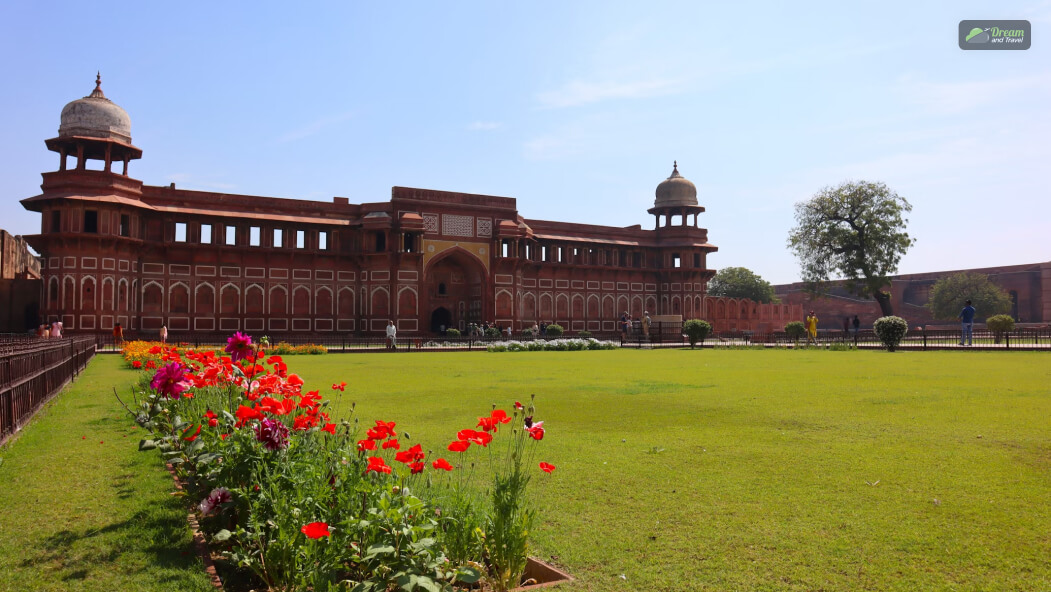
0, 356, 215, 592
2, 349, 1049, 592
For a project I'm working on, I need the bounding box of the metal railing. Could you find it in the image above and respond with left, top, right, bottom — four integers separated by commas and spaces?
0, 336, 96, 446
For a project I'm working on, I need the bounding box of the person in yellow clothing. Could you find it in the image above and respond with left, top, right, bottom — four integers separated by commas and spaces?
805, 310, 819, 345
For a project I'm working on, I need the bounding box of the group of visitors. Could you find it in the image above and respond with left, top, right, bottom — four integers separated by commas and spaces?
35, 321, 63, 338
803, 299, 978, 347
620, 311, 652, 340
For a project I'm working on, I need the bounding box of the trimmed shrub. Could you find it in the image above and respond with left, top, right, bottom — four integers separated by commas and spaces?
484, 327, 501, 338
545, 324, 564, 337
445, 328, 461, 338
986, 314, 1015, 343
873, 316, 908, 351
784, 321, 806, 343
682, 319, 712, 349
577, 330, 592, 339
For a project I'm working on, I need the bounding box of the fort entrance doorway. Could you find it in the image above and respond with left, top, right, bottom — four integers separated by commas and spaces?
424, 250, 486, 334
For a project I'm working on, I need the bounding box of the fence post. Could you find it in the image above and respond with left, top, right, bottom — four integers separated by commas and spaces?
923, 330, 927, 351
1005, 331, 1010, 349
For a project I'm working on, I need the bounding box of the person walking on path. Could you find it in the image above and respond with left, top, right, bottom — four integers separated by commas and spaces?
805, 311, 819, 345
642, 311, 651, 339
852, 315, 860, 340
959, 300, 976, 346
113, 323, 124, 347
386, 320, 397, 350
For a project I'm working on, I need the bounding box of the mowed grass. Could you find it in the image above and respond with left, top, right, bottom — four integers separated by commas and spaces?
298, 349, 1051, 592
0, 356, 215, 592
1, 350, 1048, 592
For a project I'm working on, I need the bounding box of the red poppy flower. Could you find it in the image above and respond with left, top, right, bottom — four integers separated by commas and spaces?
220, 433, 229, 440
208, 418, 219, 428
366, 456, 392, 474
514, 401, 523, 410
528, 426, 545, 441
432, 458, 453, 471
447, 440, 470, 452
539, 462, 556, 473
491, 409, 512, 424
132, 361, 142, 369
332, 382, 346, 391
410, 461, 424, 474
382, 439, 400, 450
457, 429, 477, 441
287, 374, 304, 386
467, 431, 492, 447
321, 423, 336, 435
204, 409, 217, 420
293, 414, 318, 431
395, 444, 424, 464
357, 439, 377, 452
300, 522, 331, 539
477, 416, 498, 433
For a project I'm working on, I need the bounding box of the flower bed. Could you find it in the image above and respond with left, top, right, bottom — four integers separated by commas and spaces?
120, 332, 562, 592
486, 338, 618, 352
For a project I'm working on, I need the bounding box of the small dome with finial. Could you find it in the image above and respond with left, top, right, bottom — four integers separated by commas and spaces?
654, 161, 698, 208
58, 73, 132, 143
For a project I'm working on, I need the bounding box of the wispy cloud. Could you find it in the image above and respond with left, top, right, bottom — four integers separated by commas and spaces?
467, 121, 502, 131
275, 111, 357, 144
895, 73, 1049, 115
535, 77, 685, 109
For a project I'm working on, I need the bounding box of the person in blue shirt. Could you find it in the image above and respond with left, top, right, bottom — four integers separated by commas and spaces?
958, 299, 976, 346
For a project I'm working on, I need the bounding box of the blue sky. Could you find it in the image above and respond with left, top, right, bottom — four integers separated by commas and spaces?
2, 1, 1048, 284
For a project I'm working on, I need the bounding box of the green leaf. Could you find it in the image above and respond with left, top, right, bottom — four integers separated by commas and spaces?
415, 577, 441, 592
213, 529, 232, 542
138, 439, 157, 451
455, 566, 481, 584
365, 544, 395, 558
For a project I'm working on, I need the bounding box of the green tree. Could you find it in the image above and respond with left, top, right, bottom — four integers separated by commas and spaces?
926, 272, 1012, 321
787, 181, 915, 317
707, 267, 779, 303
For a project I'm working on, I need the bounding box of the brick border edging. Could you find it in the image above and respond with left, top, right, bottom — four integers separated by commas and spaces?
166, 463, 224, 590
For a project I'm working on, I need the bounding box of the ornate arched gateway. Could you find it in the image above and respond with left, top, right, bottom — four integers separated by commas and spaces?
422, 249, 488, 333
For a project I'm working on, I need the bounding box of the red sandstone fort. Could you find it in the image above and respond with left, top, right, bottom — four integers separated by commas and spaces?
6, 76, 1047, 335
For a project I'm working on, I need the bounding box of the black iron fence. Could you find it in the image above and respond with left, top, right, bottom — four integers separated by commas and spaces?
0, 336, 96, 446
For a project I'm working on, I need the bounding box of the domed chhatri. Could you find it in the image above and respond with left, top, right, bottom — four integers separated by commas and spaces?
58, 73, 132, 144
654, 161, 698, 209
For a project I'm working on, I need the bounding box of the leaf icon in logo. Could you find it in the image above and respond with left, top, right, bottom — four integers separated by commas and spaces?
966, 27, 991, 43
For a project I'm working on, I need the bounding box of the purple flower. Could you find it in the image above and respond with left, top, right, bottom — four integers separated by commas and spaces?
225, 331, 254, 363
150, 362, 190, 399
254, 417, 290, 451
199, 487, 232, 515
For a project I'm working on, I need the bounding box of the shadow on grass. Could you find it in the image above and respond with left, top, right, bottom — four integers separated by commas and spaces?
19, 496, 205, 587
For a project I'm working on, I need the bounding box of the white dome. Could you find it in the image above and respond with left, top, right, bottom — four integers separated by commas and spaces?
58, 74, 132, 144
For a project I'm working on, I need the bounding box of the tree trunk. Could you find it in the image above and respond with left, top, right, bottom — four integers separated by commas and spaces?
875, 291, 894, 316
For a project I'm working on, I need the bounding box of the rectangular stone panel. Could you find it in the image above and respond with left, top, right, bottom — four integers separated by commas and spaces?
587, 281, 600, 290
631, 283, 643, 291
617, 282, 629, 291
142, 262, 164, 275
371, 271, 390, 281
645, 283, 657, 291
270, 268, 289, 279
268, 318, 288, 331
49, 257, 60, 269
398, 270, 418, 281
219, 318, 240, 332
169, 316, 190, 331
522, 278, 536, 287
81, 257, 97, 269
194, 317, 215, 331
555, 280, 569, 289
293, 269, 311, 280
671, 283, 681, 291
571, 281, 584, 289
245, 267, 265, 278
442, 214, 474, 237
245, 318, 264, 332
170, 264, 190, 275
119, 260, 130, 271
196, 266, 216, 277
495, 274, 514, 285
337, 319, 355, 332
315, 270, 334, 280
221, 266, 241, 277
291, 318, 311, 331
602, 282, 615, 290
102, 258, 115, 270
338, 271, 356, 281
539, 279, 553, 288
315, 319, 333, 332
